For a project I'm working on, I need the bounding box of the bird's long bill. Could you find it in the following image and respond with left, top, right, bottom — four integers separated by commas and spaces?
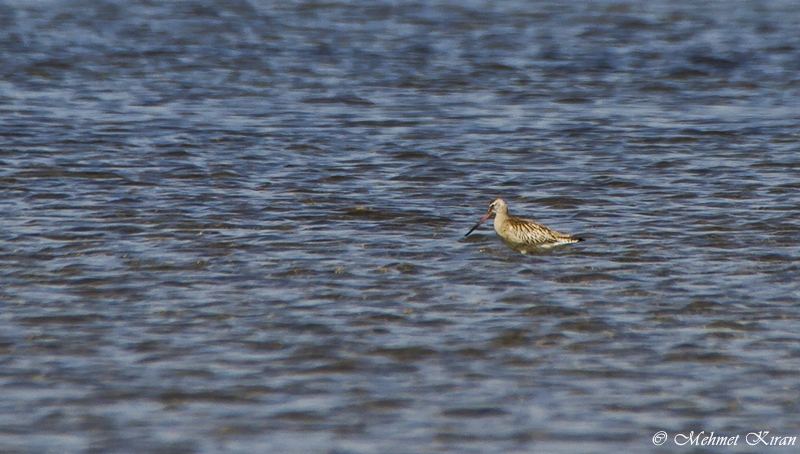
464, 211, 492, 237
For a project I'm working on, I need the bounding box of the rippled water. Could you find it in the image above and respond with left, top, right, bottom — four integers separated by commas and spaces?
1, 0, 799, 452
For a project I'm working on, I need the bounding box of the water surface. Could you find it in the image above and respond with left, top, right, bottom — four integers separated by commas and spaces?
1, 1, 799, 453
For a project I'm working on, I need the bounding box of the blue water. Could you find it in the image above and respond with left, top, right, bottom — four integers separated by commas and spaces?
1, 1, 799, 453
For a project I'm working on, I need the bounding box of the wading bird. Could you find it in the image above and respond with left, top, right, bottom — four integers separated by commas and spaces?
465, 198, 583, 253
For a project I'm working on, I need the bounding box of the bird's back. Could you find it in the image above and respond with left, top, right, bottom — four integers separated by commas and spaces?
500, 215, 581, 246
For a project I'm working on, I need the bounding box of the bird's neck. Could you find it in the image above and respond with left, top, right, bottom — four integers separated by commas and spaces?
494, 209, 508, 228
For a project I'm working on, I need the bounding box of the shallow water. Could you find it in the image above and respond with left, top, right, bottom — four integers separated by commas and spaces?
1, 0, 799, 453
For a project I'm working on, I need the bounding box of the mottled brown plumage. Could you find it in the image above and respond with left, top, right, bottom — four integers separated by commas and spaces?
465, 198, 583, 253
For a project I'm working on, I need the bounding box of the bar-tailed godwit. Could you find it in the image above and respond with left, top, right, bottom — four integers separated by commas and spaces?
465, 198, 583, 253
